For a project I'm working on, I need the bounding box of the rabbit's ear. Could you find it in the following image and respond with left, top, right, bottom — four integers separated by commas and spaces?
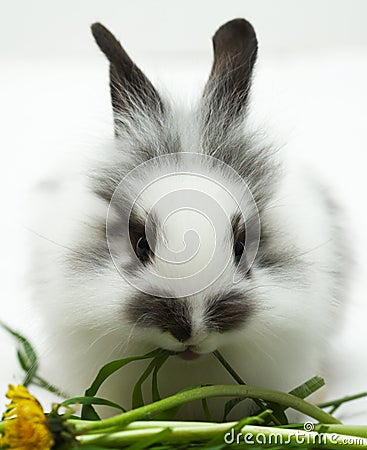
91, 23, 163, 134
203, 18, 258, 122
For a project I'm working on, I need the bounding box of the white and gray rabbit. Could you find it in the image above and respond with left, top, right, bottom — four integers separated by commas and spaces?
29, 18, 347, 419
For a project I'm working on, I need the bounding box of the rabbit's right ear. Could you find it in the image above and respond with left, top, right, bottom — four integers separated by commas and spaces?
203, 19, 258, 126
91, 23, 163, 134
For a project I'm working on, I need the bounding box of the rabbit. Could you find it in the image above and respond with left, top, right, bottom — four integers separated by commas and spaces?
29, 18, 348, 420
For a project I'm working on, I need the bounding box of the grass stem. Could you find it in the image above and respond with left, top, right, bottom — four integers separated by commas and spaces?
75, 384, 340, 434
77, 424, 367, 448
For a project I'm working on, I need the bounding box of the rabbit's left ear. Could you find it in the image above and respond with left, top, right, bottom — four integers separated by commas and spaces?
91, 23, 163, 135
203, 18, 258, 122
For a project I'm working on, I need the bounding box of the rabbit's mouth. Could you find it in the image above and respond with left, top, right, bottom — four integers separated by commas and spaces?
178, 348, 201, 361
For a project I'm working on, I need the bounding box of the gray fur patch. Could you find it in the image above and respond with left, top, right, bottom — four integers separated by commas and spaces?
204, 291, 253, 332
126, 293, 192, 342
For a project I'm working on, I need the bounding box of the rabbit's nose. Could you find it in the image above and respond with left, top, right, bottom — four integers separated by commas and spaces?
169, 324, 191, 343
169, 325, 207, 346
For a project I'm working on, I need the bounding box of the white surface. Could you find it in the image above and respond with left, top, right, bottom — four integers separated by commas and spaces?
0, 0, 366, 422
2, 0, 367, 58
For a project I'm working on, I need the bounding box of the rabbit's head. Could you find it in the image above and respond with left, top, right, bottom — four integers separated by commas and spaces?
66, 19, 310, 360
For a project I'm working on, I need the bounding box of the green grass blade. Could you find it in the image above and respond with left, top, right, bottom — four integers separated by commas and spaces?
82, 349, 165, 419
221, 369, 324, 424
201, 398, 213, 422
289, 375, 325, 399
85, 349, 163, 398
1, 322, 39, 387
16, 348, 31, 372
318, 391, 367, 409
264, 401, 289, 424
222, 397, 244, 421
212, 350, 245, 385
262, 375, 326, 424
132, 358, 161, 409
32, 375, 69, 398
213, 350, 281, 424
61, 396, 126, 412
151, 354, 170, 403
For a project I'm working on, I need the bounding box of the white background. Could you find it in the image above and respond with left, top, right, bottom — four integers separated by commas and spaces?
0, 0, 366, 423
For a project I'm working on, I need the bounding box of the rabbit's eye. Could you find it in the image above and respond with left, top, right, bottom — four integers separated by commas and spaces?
234, 239, 244, 264
136, 236, 150, 262
232, 213, 246, 265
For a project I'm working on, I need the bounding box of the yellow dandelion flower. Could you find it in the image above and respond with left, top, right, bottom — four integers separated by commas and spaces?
0, 384, 54, 450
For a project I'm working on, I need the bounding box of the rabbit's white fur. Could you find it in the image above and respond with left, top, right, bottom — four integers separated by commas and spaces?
28, 19, 346, 419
